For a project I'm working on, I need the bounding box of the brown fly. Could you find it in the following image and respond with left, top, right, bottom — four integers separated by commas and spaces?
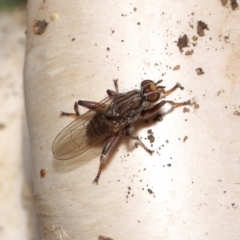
52, 80, 191, 183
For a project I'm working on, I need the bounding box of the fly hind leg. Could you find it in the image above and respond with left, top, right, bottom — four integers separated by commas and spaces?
60, 101, 80, 117
93, 135, 120, 184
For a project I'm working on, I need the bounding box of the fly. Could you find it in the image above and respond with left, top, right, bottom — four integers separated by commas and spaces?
52, 79, 191, 183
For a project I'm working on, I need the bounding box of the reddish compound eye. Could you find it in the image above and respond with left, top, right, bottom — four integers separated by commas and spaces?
141, 80, 160, 102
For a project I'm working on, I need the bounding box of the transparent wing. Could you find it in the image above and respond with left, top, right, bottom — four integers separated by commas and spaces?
52, 97, 112, 160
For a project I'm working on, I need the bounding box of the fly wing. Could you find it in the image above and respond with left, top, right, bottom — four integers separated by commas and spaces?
52, 97, 112, 160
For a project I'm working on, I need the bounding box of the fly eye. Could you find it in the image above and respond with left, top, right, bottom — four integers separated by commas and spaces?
141, 80, 160, 102
146, 92, 160, 102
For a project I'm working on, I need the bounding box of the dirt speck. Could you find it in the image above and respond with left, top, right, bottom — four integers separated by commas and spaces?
230, 0, 238, 10
147, 189, 153, 194
196, 68, 204, 75
98, 236, 114, 240
33, 20, 48, 35
0, 123, 5, 129
220, 0, 228, 6
173, 65, 180, 71
148, 135, 155, 143
183, 107, 190, 113
185, 49, 194, 56
194, 103, 200, 109
197, 21, 209, 37
192, 36, 198, 41
183, 136, 188, 142
234, 111, 240, 116
50, 13, 59, 21
177, 34, 188, 51
40, 169, 46, 178
147, 129, 153, 134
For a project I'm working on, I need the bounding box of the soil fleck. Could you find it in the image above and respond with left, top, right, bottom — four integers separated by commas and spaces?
234, 111, 240, 116
147, 189, 153, 194
177, 34, 188, 51
40, 169, 46, 178
196, 68, 204, 75
197, 21, 209, 37
230, 0, 238, 10
173, 65, 180, 71
185, 49, 194, 56
220, 0, 228, 6
99, 236, 114, 240
147, 135, 155, 143
33, 20, 48, 35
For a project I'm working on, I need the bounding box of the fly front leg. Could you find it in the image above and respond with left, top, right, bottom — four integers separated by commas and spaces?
162, 82, 182, 98
113, 78, 119, 93
140, 100, 191, 119
61, 100, 101, 117
106, 79, 120, 98
125, 125, 154, 154
93, 135, 121, 184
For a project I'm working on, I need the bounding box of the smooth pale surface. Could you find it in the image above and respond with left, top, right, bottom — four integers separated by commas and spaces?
25, 0, 240, 239
0, 9, 38, 240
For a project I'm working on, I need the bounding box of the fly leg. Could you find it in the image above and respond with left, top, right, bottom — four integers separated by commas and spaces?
113, 78, 119, 93
125, 125, 154, 154
140, 100, 191, 119
61, 101, 80, 117
106, 79, 120, 97
162, 83, 182, 98
61, 100, 102, 117
93, 135, 120, 184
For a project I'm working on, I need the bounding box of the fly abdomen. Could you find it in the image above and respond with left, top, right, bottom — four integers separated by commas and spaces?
86, 111, 112, 139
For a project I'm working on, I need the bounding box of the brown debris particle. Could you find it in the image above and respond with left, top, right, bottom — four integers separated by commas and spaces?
177, 34, 188, 51
230, 0, 238, 9
195, 68, 204, 75
183, 136, 188, 142
50, 13, 59, 21
234, 111, 240, 116
192, 36, 198, 41
194, 103, 200, 109
220, 0, 228, 6
147, 129, 153, 134
173, 65, 180, 71
147, 134, 155, 143
0, 123, 5, 129
98, 236, 114, 240
40, 169, 46, 178
183, 107, 190, 113
197, 21, 209, 37
185, 49, 194, 56
224, 36, 229, 43
147, 189, 153, 194
33, 20, 48, 35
